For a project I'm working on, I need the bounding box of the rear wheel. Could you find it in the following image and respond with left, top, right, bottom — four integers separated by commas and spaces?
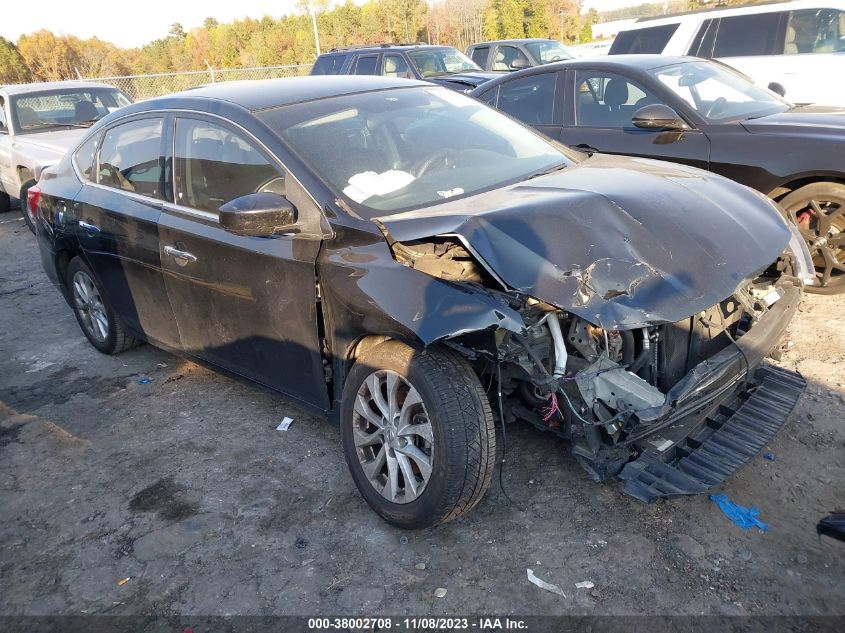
340, 340, 496, 529
20, 178, 36, 234
780, 182, 845, 294
66, 257, 139, 354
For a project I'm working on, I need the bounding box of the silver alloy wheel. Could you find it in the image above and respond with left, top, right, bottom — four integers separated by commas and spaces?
352, 370, 434, 504
72, 271, 109, 343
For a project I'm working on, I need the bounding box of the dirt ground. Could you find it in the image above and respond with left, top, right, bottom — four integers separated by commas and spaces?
1, 205, 844, 618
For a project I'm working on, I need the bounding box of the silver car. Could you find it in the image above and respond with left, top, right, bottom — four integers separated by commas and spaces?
0, 81, 131, 232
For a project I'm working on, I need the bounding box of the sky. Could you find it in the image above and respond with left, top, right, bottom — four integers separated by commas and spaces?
2, 0, 640, 49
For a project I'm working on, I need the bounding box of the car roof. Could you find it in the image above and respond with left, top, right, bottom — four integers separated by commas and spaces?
138, 76, 430, 113
322, 44, 455, 55
626, 0, 845, 27
469, 55, 698, 92
470, 39, 560, 47
0, 81, 120, 96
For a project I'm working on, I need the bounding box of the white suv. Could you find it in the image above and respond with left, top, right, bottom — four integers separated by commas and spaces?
609, 0, 845, 105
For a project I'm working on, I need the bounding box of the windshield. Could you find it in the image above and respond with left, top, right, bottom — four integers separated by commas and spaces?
407, 47, 481, 77
12, 88, 131, 133
263, 87, 571, 216
525, 41, 574, 64
650, 61, 790, 121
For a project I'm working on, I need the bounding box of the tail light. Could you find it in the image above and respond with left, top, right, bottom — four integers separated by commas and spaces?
26, 185, 41, 224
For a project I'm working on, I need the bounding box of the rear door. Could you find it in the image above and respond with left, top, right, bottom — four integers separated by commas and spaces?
482, 70, 563, 139
0, 97, 14, 196
158, 114, 329, 409
703, 12, 788, 94
560, 67, 711, 170
75, 114, 180, 347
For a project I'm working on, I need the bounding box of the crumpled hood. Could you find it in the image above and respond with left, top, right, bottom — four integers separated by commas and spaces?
741, 105, 845, 136
14, 128, 87, 155
377, 154, 792, 330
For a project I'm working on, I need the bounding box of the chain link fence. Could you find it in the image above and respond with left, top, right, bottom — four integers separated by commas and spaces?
84, 64, 313, 101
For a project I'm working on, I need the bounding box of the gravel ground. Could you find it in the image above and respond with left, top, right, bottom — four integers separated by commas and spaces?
1, 206, 844, 618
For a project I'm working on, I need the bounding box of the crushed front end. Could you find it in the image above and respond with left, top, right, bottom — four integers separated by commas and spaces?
479, 261, 805, 502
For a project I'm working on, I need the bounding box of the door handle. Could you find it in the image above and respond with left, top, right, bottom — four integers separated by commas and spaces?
164, 245, 197, 266
78, 220, 100, 233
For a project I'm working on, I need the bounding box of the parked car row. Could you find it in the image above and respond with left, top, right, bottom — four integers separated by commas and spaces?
0, 82, 132, 232
28, 74, 812, 528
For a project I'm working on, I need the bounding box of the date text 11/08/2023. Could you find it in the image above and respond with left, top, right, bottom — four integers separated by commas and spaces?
307, 617, 529, 630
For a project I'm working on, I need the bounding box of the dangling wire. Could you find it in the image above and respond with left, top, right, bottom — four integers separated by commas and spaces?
496, 360, 523, 512
541, 392, 562, 422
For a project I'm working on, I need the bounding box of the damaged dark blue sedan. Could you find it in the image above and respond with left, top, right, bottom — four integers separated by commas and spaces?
32, 76, 813, 528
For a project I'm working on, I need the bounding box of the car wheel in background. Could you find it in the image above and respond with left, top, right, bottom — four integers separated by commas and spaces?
0, 191, 10, 213
340, 340, 496, 529
66, 257, 140, 354
20, 179, 36, 234
780, 183, 845, 294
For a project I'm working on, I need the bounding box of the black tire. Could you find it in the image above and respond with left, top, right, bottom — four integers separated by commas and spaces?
20, 178, 36, 234
779, 182, 845, 294
65, 257, 140, 355
340, 340, 496, 529
0, 191, 10, 213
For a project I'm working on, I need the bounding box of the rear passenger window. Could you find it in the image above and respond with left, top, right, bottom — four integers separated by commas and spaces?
312, 54, 347, 75
98, 118, 163, 198
785, 9, 845, 54
470, 46, 490, 68
354, 55, 379, 75
609, 24, 679, 54
174, 118, 284, 215
713, 13, 783, 57
74, 132, 100, 182
496, 73, 556, 125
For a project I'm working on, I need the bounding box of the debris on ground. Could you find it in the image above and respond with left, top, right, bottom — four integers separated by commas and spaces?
710, 493, 769, 532
575, 581, 595, 589
137, 377, 152, 385
763, 452, 775, 461
817, 512, 845, 543
415, 563, 426, 570
434, 588, 447, 598
526, 569, 566, 598
117, 577, 130, 586
275, 417, 293, 431
399, 535, 409, 545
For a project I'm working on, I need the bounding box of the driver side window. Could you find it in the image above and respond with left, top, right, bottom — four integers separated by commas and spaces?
574, 71, 662, 128
174, 118, 284, 215
494, 45, 530, 71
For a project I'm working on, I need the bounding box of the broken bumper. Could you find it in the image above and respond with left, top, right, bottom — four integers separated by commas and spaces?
618, 283, 805, 502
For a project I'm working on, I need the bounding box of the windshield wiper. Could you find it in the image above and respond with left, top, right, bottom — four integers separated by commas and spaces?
524, 162, 568, 181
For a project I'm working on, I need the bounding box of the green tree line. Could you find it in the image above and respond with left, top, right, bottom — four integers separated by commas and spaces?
1, 0, 596, 82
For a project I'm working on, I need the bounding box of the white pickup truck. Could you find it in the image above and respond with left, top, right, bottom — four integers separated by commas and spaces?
0, 81, 131, 232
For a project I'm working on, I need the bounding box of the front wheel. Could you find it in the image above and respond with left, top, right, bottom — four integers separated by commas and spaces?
66, 257, 140, 355
340, 340, 496, 529
20, 178, 36, 234
779, 182, 845, 294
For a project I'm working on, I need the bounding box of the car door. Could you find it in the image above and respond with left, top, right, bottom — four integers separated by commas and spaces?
481, 70, 563, 139
75, 114, 181, 348
560, 68, 711, 170
0, 96, 14, 196
158, 114, 330, 409
700, 12, 790, 96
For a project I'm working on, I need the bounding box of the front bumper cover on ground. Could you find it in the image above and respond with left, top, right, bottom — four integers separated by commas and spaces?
618, 284, 805, 502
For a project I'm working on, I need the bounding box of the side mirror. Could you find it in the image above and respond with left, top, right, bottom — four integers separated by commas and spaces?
510, 58, 530, 71
632, 104, 689, 131
768, 81, 786, 97
219, 192, 297, 237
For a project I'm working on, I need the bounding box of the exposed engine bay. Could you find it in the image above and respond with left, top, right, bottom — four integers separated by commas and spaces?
386, 233, 806, 484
